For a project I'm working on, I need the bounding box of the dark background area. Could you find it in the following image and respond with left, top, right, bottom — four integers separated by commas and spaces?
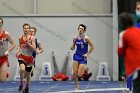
118, 0, 138, 14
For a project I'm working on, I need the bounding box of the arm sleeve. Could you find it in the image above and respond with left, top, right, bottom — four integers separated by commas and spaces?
118, 31, 126, 56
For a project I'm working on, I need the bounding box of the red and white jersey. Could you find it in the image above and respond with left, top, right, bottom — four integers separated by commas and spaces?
0, 31, 8, 56
118, 27, 140, 77
19, 35, 34, 56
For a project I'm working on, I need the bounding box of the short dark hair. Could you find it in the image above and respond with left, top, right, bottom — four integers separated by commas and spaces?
119, 13, 134, 29
0, 17, 3, 24
30, 27, 37, 33
78, 24, 87, 31
23, 23, 30, 28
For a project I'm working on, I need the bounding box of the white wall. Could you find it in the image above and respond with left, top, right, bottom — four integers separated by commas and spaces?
0, 0, 111, 14
0, 0, 34, 14
37, 0, 111, 14
1, 15, 115, 81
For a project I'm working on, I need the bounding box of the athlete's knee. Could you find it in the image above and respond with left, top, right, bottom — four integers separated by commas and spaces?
26, 74, 31, 78
20, 68, 25, 73
73, 70, 78, 75
77, 73, 83, 78
73, 72, 77, 76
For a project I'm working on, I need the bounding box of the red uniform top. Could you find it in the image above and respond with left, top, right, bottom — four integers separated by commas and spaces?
0, 30, 7, 40
0, 31, 8, 56
18, 35, 34, 66
0, 31, 9, 67
118, 27, 140, 77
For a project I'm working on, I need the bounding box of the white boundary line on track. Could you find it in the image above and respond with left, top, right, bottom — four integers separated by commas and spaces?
46, 88, 129, 93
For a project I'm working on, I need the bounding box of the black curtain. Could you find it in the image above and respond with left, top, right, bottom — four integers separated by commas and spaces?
118, 0, 138, 14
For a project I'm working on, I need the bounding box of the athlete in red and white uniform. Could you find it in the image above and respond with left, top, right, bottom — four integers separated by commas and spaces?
16, 23, 36, 93
0, 18, 16, 82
